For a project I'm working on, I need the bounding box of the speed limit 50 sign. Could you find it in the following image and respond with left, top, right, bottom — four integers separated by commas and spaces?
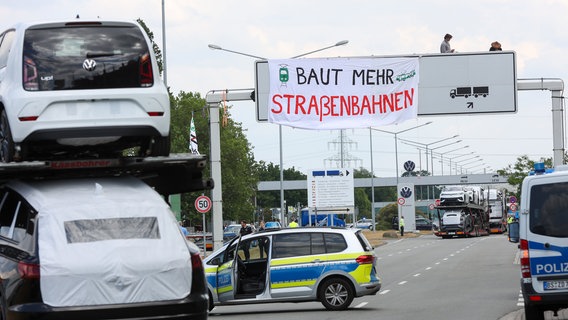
195, 195, 212, 213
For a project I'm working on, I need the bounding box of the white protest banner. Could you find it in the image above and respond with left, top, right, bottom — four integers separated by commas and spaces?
267, 57, 419, 130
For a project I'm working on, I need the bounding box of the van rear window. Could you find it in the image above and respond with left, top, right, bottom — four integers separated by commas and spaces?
23, 25, 153, 91
529, 182, 568, 237
64, 217, 160, 243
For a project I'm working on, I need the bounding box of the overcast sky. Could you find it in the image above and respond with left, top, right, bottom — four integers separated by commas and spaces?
2, 0, 567, 177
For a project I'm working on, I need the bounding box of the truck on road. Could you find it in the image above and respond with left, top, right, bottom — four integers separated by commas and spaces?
485, 188, 507, 234
435, 203, 490, 238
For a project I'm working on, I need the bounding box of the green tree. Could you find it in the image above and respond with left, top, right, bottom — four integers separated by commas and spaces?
137, 19, 257, 225
497, 155, 553, 200
136, 19, 163, 74
254, 161, 307, 220
169, 93, 257, 224
377, 203, 398, 230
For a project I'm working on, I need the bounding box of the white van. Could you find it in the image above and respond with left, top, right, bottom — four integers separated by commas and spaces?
519, 164, 568, 320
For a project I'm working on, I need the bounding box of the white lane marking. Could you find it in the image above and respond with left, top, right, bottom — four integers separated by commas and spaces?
443, 258, 449, 261
413, 273, 421, 277
379, 289, 390, 295
435, 262, 441, 265
517, 290, 524, 307
398, 281, 407, 285
354, 302, 368, 308
425, 267, 432, 270
450, 254, 455, 257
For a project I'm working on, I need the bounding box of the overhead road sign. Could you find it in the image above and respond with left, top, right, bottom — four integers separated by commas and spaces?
255, 51, 517, 122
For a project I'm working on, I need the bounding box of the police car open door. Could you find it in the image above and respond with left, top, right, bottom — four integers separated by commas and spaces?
216, 237, 241, 301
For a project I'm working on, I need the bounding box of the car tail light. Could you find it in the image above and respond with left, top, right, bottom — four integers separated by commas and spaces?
23, 56, 39, 91
139, 53, 153, 87
191, 252, 203, 270
190, 252, 206, 293
520, 239, 531, 279
18, 261, 40, 279
356, 255, 374, 265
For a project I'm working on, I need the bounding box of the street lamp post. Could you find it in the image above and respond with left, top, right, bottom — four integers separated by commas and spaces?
398, 135, 459, 199
463, 162, 486, 173
370, 121, 432, 226
429, 140, 462, 176
398, 135, 459, 175
289, 40, 349, 59
208, 41, 349, 226
448, 152, 475, 175
434, 145, 469, 175
459, 158, 483, 173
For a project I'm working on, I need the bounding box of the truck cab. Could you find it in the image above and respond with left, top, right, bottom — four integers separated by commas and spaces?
520, 163, 568, 319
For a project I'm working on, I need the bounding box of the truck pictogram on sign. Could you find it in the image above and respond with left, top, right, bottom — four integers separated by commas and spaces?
450, 86, 489, 98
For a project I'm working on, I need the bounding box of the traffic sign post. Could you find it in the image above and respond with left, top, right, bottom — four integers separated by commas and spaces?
195, 195, 212, 256
255, 52, 517, 121
195, 195, 212, 213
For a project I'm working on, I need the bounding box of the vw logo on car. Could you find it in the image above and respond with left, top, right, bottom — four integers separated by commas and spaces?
82, 59, 97, 71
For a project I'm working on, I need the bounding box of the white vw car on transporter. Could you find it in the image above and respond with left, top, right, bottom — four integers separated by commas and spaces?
0, 19, 170, 162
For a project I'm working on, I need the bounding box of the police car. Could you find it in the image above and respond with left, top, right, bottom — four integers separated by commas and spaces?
203, 227, 381, 311
520, 163, 568, 320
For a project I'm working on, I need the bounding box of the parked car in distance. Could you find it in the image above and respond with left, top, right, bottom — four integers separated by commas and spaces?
415, 217, 434, 230
223, 224, 242, 241
0, 19, 171, 162
351, 218, 376, 230
223, 223, 256, 243
264, 221, 281, 229
204, 227, 381, 311
392, 217, 433, 231
0, 175, 208, 319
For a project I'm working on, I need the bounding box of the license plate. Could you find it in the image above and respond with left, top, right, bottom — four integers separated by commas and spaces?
448, 232, 455, 235
544, 280, 568, 290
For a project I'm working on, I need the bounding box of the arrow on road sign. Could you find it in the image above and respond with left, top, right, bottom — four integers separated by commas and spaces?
467, 102, 473, 108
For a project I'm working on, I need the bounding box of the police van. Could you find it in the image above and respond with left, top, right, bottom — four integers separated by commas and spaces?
203, 227, 381, 311
520, 163, 568, 319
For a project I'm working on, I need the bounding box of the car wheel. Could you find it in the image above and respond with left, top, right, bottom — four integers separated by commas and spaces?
318, 277, 354, 311
524, 304, 544, 320
149, 135, 170, 157
0, 110, 15, 163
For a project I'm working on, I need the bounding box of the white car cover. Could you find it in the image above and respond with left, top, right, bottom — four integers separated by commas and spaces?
9, 177, 192, 307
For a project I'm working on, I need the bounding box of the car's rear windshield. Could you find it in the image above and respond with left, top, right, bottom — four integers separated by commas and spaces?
23, 25, 153, 91
529, 181, 568, 237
